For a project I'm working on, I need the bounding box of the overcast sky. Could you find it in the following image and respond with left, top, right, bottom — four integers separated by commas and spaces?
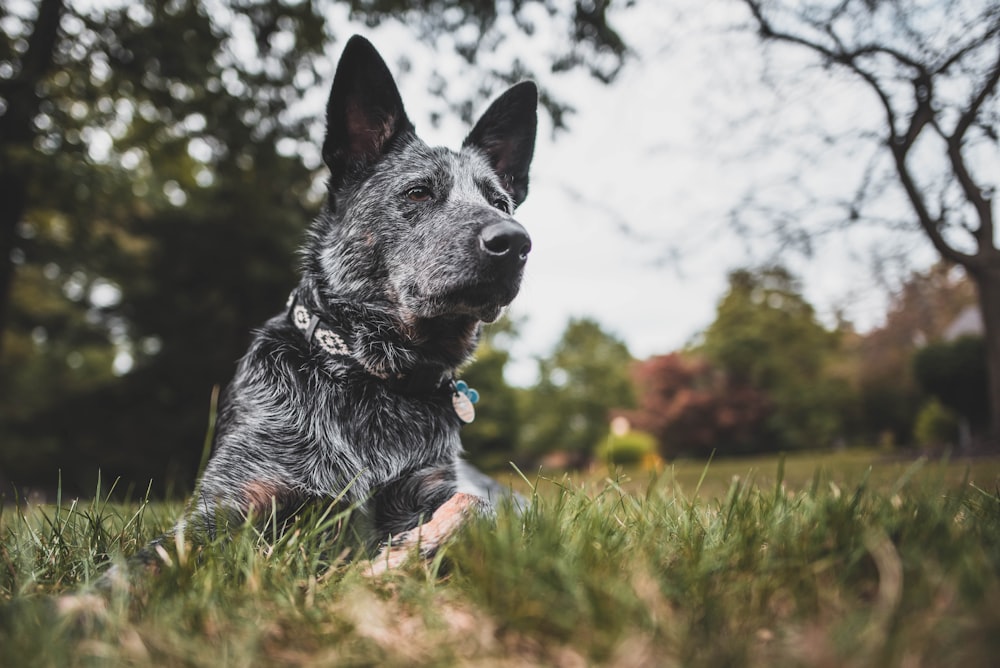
305, 1, 947, 385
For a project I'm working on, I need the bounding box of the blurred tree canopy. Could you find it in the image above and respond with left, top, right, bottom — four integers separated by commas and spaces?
847, 263, 977, 445
0, 0, 634, 494
628, 352, 773, 458
520, 317, 634, 461
698, 266, 854, 450
454, 316, 522, 472
630, 264, 983, 457
914, 336, 989, 435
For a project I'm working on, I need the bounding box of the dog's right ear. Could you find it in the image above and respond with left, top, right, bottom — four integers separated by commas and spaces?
322, 36, 413, 189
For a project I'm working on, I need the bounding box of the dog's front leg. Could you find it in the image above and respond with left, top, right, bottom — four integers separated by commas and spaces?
367, 492, 491, 576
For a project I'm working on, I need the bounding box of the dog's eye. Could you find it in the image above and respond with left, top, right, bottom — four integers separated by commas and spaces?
406, 186, 434, 202
492, 197, 511, 213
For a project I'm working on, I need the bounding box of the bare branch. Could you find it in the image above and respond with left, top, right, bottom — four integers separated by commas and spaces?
848, 44, 925, 72
741, 0, 903, 141
946, 37, 1000, 253
889, 141, 976, 267
934, 13, 1000, 75
954, 39, 1000, 144
741, 0, 978, 269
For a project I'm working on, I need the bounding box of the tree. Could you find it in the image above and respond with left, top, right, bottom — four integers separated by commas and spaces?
848, 263, 977, 444
455, 316, 522, 471
1, 0, 326, 492
913, 336, 990, 435
628, 353, 773, 458
522, 317, 634, 460
700, 266, 854, 449
0, 0, 634, 492
739, 0, 1000, 445
1, 0, 320, 356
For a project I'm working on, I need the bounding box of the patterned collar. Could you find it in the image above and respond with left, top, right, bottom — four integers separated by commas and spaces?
285, 289, 479, 423
287, 290, 356, 366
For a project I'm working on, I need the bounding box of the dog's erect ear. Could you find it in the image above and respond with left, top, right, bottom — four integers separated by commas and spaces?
323, 35, 413, 188
463, 81, 538, 207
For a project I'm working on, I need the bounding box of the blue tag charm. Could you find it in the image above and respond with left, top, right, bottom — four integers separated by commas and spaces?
452, 380, 479, 424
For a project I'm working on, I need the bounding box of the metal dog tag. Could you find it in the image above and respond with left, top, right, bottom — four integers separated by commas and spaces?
452, 391, 476, 424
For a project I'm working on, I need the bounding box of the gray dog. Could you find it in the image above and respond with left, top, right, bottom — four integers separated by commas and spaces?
106, 35, 536, 582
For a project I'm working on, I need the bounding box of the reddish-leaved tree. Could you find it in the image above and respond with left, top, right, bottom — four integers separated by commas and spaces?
628, 353, 773, 458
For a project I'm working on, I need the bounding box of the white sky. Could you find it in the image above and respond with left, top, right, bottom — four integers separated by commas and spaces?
301, 1, 954, 385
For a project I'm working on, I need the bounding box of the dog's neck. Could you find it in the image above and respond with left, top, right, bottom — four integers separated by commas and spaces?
290, 282, 481, 380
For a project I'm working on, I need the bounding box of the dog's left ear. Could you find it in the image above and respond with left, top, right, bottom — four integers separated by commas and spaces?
463, 81, 538, 207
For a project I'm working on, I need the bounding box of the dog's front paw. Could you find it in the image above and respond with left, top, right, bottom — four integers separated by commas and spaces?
366, 492, 489, 576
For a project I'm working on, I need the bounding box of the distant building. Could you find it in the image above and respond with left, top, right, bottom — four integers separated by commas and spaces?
943, 305, 984, 342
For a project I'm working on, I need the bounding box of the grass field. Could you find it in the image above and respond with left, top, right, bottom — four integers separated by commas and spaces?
2, 451, 999, 667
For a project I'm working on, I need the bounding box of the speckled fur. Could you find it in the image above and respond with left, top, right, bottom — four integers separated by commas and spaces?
104, 36, 537, 582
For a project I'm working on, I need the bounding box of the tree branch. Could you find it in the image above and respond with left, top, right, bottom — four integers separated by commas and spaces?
934, 13, 1000, 76
890, 141, 976, 268
946, 37, 1000, 254
741, 0, 978, 269
953, 39, 1000, 145
848, 43, 925, 71
741, 1, 908, 142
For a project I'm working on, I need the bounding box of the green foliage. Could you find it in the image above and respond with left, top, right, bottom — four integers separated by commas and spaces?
848, 264, 977, 446
597, 429, 656, 466
1, 0, 328, 491
700, 266, 854, 450
457, 316, 522, 470
913, 398, 959, 448
702, 268, 820, 384
913, 336, 989, 432
3, 457, 1000, 666
521, 317, 635, 458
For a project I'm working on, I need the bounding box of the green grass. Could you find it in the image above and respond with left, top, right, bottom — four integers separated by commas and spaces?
2, 452, 1000, 666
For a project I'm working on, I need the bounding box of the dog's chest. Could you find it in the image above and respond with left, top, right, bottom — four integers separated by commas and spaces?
298, 372, 462, 487
237, 319, 466, 498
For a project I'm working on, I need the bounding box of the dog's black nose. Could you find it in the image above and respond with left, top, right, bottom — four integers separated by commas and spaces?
479, 221, 531, 262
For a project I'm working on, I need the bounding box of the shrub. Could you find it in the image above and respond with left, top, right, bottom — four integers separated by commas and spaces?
598, 430, 657, 466
913, 336, 988, 431
913, 398, 959, 447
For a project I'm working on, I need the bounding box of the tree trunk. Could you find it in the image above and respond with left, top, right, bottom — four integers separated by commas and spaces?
973, 262, 1000, 449
0, 0, 64, 359
0, 175, 27, 359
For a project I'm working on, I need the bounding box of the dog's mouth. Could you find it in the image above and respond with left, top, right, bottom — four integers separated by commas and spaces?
405, 275, 522, 322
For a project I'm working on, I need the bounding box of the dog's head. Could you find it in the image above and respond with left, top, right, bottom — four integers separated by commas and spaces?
309, 36, 537, 325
